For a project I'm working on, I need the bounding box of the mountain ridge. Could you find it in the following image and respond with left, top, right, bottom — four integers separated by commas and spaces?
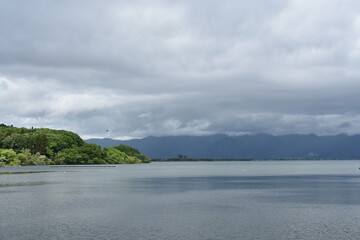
86, 133, 360, 159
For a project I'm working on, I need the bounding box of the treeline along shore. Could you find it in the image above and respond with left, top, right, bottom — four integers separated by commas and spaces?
152, 157, 254, 162
0, 124, 151, 166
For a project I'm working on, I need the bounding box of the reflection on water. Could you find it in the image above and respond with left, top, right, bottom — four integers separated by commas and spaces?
1, 161, 360, 240
0, 171, 54, 175
0, 181, 56, 188
128, 175, 360, 205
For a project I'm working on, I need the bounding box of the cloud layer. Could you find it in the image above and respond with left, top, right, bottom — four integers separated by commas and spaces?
1, 0, 360, 138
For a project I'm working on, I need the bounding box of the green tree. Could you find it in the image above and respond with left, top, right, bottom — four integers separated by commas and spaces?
55, 143, 105, 164
0, 149, 19, 165
16, 149, 48, 165
113, 144, 151, 163
103, 147, 137, 164
1, 133, 30, 151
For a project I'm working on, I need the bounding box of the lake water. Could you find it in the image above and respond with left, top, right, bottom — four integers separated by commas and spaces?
1, 161, 360, 240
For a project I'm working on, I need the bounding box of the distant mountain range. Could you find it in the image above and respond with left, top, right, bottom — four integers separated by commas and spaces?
85, 134, 360, 159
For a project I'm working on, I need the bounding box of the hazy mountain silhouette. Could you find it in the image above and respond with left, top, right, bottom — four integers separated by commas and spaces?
86, 134, 360, 159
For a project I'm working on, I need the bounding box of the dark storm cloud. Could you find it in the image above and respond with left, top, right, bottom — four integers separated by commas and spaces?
1, 0, 360, 138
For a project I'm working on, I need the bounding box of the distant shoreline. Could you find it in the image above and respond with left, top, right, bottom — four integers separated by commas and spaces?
50, 165, 117, 167
152, 158, 360, 162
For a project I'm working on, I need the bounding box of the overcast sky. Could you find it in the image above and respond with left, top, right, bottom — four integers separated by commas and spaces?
1, 0, 360, 139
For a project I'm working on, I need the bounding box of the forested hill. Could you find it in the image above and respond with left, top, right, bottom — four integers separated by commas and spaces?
87, 134, 360, 159
0, 124, 150, 166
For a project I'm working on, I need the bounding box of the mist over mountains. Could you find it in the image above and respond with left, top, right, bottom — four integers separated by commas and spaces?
86, 134, 360, 160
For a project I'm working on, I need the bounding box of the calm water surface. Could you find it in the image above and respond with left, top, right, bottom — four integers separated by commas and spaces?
1, 161, 360, 240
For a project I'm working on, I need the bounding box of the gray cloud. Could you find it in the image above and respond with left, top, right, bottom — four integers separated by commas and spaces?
1, 0, 360, 139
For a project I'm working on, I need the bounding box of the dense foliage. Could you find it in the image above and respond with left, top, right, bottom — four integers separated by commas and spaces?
0, 124, 151, 166
0, 148, 52, 166
113, 144, 151, 163
0, 125, 83, 157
